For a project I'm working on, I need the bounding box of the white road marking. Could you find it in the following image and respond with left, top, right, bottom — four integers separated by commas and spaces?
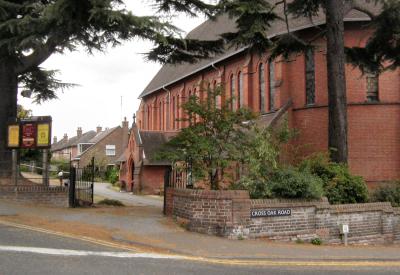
0, 245, 185, 259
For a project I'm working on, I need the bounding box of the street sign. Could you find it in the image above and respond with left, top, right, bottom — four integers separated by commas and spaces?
251, 208, 292, 218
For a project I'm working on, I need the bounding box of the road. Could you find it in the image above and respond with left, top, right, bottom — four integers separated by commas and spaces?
93, 182, 163, 207
0, 223, 399, 275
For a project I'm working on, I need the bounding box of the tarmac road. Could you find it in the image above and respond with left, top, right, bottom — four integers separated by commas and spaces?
93, 182, 163, 207
1, 223, 399, 275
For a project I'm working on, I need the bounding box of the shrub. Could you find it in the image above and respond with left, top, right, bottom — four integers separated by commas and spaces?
268, 168, 324, 200
299, 153, 369, 204
311, 238, 322, 245
105, 168, 119, 184
231, 177, 272, 199
372, 182, 400, 207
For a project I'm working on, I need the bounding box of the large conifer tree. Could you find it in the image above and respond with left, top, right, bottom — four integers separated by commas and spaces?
0, 0, 222, 176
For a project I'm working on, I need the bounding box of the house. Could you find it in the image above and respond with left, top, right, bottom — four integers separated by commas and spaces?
72, 118, 129, 169
51, 128, 97, 161
51, 118, 129, 171
121, 2, 399, 193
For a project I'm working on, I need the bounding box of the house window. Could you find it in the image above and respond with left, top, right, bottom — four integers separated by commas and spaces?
105, 145, 116, 156
259, 63, 265, 113
269, 61, 275, 111
366, 72, 379, 102
230, 74, 236, 110
238, 71, 244, 108
305, 48, 316, 105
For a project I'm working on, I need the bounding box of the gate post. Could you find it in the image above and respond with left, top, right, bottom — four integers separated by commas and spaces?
42, 149, 49, 186
163, 167, 171, 215
69, 167, 76, 208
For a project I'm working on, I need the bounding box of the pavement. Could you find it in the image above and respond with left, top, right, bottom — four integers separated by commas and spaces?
0, 182, 400, 266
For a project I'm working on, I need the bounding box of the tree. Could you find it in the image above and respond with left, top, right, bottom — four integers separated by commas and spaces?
0, 0, 223, 177
220, 0, 400, 163
156, 84, 255, 190
17, 104, 32, 119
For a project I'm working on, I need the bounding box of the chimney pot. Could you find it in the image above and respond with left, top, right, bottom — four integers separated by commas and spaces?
96, 126, 102, 133
77, 127, 82, 138
63, 133, 68, 141
122, 117, 129, 128
53, 136, 58, 144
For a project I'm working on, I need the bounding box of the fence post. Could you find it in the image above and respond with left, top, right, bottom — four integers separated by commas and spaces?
12, 149, 18, 187
69, 167, 76, 208
91, 157, 95, 204
42, 149, 49, 186
163, 167, 171, 215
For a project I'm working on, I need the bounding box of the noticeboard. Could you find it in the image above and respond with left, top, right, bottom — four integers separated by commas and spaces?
7, 116, 52, 149
7, 124, 20, 148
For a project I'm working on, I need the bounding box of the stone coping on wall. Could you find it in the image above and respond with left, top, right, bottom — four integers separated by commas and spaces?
251, 197, 330, 208
170, 188, 250, 199
0, 185, 67, 193
328, 202, 394, 214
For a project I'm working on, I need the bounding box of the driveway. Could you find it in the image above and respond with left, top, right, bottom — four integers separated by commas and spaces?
93, 182, 163, 208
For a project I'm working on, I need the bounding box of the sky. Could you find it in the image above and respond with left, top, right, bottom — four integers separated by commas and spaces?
18, 1, 207, 141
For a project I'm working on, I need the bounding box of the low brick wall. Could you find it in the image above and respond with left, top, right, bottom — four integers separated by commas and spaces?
0, 185, 68, 207
166, 188, 400, 244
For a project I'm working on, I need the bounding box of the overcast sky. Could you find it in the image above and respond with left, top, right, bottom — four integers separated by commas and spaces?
19, 1, 206, 141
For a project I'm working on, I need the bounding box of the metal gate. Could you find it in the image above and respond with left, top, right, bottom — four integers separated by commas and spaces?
69, 158, 94, 207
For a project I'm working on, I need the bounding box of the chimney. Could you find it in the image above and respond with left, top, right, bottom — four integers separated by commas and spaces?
53, 136, 58, 144
63, 133, 68, 141
122, 117, 129, 129
96, 126, 102, 133
77, 127, 82, 138
122, 117, 129, 150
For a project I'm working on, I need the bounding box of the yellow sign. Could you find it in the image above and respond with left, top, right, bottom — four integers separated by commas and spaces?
37, 123, 50, 147
7, 125, 20, 147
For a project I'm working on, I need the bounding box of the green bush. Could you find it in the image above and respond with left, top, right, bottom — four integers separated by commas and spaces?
299, 153, 369, 204
105, 167, 119, 184
268, 168, 324, 200
231, 177, 272, 199
311, 238, 322, 245
372, 182, 400, 207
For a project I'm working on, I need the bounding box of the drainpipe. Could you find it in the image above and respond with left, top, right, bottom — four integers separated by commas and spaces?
162, 86, 171, 130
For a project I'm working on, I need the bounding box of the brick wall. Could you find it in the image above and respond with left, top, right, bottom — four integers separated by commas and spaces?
166, 188, 400, 244
0, 185, 68, 207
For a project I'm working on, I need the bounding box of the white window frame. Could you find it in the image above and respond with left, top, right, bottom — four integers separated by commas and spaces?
105, 145, 116, 156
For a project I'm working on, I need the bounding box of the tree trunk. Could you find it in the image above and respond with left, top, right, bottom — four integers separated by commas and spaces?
325, 0, 348, 163
0, 56, 18, 178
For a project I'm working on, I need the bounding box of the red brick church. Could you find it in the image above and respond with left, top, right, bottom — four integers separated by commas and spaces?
120, 3, 399, 194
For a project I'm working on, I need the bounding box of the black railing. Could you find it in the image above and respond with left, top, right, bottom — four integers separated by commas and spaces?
69, 158, 94, 207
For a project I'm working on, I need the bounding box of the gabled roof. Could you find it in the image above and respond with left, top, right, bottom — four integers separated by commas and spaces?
75, 127, 120, 158
89, 127, 119, 144
51, 131, 97, 152
133, 128, 176, 166
139, 0, 379, 99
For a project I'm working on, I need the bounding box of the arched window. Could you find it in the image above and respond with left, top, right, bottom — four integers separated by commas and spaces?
147, 105, 151, 130
172, 96, 176, 129
259, 63, 265, 113
305, 48, 315, 105
230, 74, 236, 110
269, 61, 275, 111
159, 101, 162, 130
238, 71, 243, 108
